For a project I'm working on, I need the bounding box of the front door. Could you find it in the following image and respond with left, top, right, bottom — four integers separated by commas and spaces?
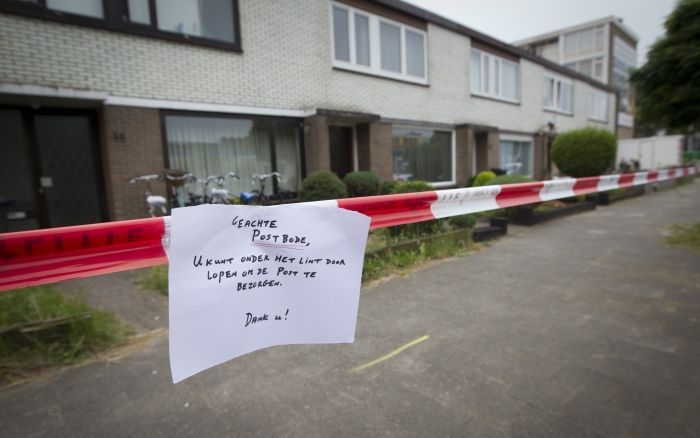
329, 126, 353, 179
0, 108, 105, 231
474, 131, 490, 173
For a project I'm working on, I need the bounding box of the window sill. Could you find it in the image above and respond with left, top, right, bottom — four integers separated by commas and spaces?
544, 108, 574, 117
471, 92, 520, 106
430, 181, 457, 189
587, 117, 609, 124
332, 64, 429, 87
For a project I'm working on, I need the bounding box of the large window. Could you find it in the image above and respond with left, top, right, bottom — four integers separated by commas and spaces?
543, 73, 574, 114
612, 35, 637, 119
164, 114, 302, 198
588, 90, 609, 122
392, 126, 454, 186
331, 2, 428, 84
499, 138, 533, 176
0, 0, 240, 50
564, 56, 605, 81
563, 26, 605, 57
470, 48, 519, 102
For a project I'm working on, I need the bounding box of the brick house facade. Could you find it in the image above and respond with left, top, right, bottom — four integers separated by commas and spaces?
0, 0, 617, 230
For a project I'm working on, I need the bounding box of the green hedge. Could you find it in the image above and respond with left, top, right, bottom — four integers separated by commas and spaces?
299, 171, 347, 202
551, 128, 617, 177
344, 171, 381, 197
487, 174, 536, 185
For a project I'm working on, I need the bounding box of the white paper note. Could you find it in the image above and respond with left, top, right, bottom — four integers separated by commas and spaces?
167, 204, 371, 383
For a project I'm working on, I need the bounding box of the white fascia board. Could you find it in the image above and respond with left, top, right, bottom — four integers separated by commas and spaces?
0, 83, 109, 100
105, 96, 315, 118
0, 83, 315, 118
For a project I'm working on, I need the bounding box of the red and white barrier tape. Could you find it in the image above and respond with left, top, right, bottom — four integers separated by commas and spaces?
0, 166, 696, 292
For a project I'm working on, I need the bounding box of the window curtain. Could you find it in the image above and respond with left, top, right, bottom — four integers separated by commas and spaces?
166, 116, 272, 198
499, 140, 533, 176
392, 127, 451, 183
273, 124, 301, 194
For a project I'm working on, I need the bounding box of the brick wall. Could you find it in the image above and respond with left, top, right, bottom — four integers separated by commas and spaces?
101, 105, 165, 220
0, 2, 616, 134
455, 126, 473, 186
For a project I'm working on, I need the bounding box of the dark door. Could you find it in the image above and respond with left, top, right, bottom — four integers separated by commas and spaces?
0, 109, 39, 231
34, 113, 104, 227
475, 132, 490, 172
0, 107, 104, 230
329, 126, 353, 179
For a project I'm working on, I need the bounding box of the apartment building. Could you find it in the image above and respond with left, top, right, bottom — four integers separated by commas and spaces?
0, 0, 616, 231
514, 16, 638, 138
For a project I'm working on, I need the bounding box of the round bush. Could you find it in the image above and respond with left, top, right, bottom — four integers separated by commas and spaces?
473, 171, 497, 187
551, 128, 617, 177
299, 171, 347, 202
343, 171, 381, 197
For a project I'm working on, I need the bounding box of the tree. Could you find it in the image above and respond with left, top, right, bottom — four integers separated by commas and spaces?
630, 0, 700, 132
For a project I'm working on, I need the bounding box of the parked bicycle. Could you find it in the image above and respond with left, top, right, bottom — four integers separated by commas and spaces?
128, 174, 168, 217
204, 172, 240, 204
240, 172, 283, 205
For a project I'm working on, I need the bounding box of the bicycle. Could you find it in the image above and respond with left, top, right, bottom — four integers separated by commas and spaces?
240, 172, 283, 205
163, 171, 194, 208
205, 172, 240, 204
128, 174, 167, 217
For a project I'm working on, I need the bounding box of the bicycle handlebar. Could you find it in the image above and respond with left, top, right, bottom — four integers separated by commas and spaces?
252, 172, 283, 184
128, 174, 161, 183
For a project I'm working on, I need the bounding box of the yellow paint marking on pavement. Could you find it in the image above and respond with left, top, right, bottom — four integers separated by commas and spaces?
350, 335, 429, 373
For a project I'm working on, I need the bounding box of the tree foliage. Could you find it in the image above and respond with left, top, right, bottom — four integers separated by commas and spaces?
630, 0, 700, 130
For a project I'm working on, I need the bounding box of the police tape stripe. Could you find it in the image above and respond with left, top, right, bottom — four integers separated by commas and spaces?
0, 165, 697, 292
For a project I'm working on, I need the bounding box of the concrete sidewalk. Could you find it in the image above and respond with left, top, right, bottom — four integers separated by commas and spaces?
1, 181, 699, 437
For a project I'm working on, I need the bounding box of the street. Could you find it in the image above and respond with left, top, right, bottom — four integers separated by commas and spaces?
1, 180, 699, 437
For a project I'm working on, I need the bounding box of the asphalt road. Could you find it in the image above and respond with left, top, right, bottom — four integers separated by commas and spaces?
1, 180, 699, 437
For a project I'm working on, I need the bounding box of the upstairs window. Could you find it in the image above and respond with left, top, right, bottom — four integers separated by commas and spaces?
331, 2, 428, 85
588, 90, 609, 122
543, 73, 573, 114
46, 0, 103, 18
470, 48, 519, 103
0, 0, 240, 50
129, 0, 236, 44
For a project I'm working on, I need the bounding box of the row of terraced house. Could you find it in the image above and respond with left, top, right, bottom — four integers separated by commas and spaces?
0, 0, 634, 231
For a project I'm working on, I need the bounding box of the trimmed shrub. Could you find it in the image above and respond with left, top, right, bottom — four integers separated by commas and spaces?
466, 175, 477, 188
551, 128, 617, 177
488, 174, 536, 185
449, 214, 476, 230
299, 171, 347, 202
344, 171, 381, 197
379, 180, 399, 195
388, 180, 441, 237
473, 171, 497, 187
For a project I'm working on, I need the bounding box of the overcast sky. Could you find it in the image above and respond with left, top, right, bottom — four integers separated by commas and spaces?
404, 0, 677, 65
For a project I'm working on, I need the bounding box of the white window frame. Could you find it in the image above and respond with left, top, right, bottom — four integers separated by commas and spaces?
498, 134, 535, 177
543, 72, 574, 115
588, 89, 609, 123
330, 2, 428, 85
470, 48, 520, 103
392, 125, 456, 187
